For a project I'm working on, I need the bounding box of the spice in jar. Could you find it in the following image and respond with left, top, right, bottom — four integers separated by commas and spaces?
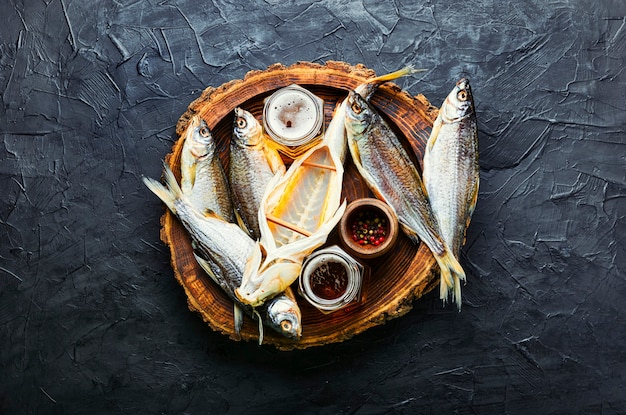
350, 209, 388, 246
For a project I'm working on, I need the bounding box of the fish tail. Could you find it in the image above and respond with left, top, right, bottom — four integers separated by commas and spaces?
357, 66, 427, 99
142, 164, 184, 213
365, 66, 426, 84
436, 249, 466, 311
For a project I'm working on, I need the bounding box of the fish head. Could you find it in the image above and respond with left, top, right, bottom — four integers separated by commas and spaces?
265, 296, 302, 340
441, 78, 475, 123
186, 115, 216, 160
236, 260, 302, 307
345, 90, 374, 137
233, 107, 262, 147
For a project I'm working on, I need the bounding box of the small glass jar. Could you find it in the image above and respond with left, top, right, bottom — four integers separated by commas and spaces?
298, 246, 364, 313
263, 84, 324, 157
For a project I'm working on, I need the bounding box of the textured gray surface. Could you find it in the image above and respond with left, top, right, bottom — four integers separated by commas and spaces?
1, 0, 625, 414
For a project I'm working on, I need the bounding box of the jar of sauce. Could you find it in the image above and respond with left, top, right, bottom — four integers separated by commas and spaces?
298, 246, 364, 313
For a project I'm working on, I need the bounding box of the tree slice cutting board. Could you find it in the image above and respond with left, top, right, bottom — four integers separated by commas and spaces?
159, 61, 440, 350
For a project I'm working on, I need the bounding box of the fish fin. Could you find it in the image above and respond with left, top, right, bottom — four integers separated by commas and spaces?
466, 179, 479, 226
143, 175, 174, 212
425, 116, 443, 154
398, 221, 421, 245
461, 179, 480, 248
365, 66, 423, 84
233, 304, 244, 338
252, 308, 264, 345
436, 249, 465, 311
195, 206, 232, 224
142, 165, 183, 213
266, 147, 286, 175
357, 66, 426, 99
282, 285, 296, 301
232, 207, 253, 238
454, 275, 463, 311
188, 166, 196, 192
347, 137, 362, 165
193, 252, 220, 285
180, 125, 198, 192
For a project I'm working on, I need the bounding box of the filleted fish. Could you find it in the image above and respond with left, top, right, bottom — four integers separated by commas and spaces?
344, 80, 466, 307
423, 78, 479, 309
229, 107, 285, 239
143, 166, 302, 341
180, 115, 235, 222
235, 101, 348, 307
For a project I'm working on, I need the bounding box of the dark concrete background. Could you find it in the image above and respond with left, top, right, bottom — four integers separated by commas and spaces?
1, 0, 625, 414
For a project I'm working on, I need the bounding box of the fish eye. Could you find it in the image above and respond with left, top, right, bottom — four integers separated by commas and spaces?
236, 117, 247, 129
199, 126, 210, 137
457, 89, 468, 101
281, 320, 292, 332
351, 100, 362, 114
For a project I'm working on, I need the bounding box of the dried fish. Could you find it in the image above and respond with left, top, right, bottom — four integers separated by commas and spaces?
344, 79, 466, 308
143, 166, 302, 341
180, 115, 234, 222
229, 107, 285, 239
423, 78, 479, 309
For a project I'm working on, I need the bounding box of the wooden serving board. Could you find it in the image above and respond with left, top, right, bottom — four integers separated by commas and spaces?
160, 61, 440, 350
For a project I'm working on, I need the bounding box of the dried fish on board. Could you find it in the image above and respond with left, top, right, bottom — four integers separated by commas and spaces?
423, 78, 479, 309
344, 77, 466, 309
229, 107, 285, 240
143, 166, 302, 341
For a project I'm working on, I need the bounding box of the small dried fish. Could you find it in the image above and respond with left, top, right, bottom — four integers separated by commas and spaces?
229, 108, 285, 239
423, 78, 479, 309
143, 166, 301, 341
344, 78, 466, 307
180, 115, 235, 222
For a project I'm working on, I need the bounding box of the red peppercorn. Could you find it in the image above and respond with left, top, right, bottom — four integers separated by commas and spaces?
349, 208, 389, 248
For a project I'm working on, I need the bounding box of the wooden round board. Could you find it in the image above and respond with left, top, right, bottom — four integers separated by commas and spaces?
160, 61, 440, 350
